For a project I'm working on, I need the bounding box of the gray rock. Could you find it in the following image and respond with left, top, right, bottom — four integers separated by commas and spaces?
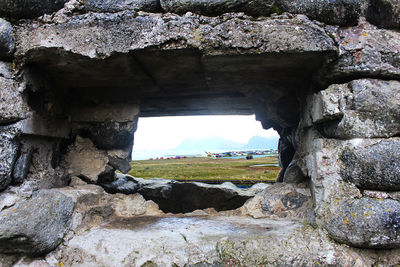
283, 159, 306, 183
100, 173, 139, 194
324, 23, 400, 82
160, 0, 275, 17
78, 121, 136, 150
276, 0, 362, 26
326, 197, 400, 248
0, 189, 74, 255
0, 19, 14, 61
313, 79, 400, 138
261, 183, 311, 218
0, 74, 26, 124
65, 136, 109, 183
0, 125, 20, 192
340, 140, 400, 191
367, 0, 400, 29
0, 0, 68, 19
16, 12, 336, 59
11, 148, 33, 185
108, 156, 131, 173
85, 0, 160, 13
277, 136, 295, 182
100, 175, 255, 213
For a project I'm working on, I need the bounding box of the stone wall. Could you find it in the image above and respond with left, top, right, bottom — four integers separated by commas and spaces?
0, 0, 399, 264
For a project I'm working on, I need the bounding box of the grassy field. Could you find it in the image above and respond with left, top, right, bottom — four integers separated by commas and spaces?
128, 156, 280, 185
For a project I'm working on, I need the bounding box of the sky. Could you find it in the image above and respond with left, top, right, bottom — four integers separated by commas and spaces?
132, 115, 279, 151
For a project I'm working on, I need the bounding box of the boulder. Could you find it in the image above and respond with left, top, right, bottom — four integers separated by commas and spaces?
108, 156, 132, 174
0, 70, 26, 124
324, 22, 400, 82
11, 148, 33, 185
78, 121, 136, 150
367, 0, 400, 29
312, 79, 400, 138
340, 139, 400, 191
325, 197, 400, 248
275, 0, 362, 26
100, 175, 262, 213
85, 0, 160, 13
283, 159, 306, 183
0, 0, 68, 19
0, 125, 20, 192
0, 19, 14, 61
260, 183, 312, 219
160, 0, 275, 17
65, 136, 109, 183
0, 189, 74, 255
100, 173, 139, 194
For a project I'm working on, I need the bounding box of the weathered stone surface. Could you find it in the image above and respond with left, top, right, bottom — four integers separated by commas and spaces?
283, 158, 306, 183
0, 0, 68, 19
0, 124, 20, 192
21, 215, 400, 266
260, 183, 312, 219
100, 173, 139, 194
367, 0, 400, 29
108, 156, 131, 173
11, 148, 33, 185
78, 121, 137, 150
160, 0, 274, 17
54, 184, 163, 232
313, 79, 400, 138
20, 113, 71, 139
341, 140, 400, 191
324, 21, 400, 81
85, 0, 160, 13
100, 175, 260, 213
276, 0, 362, 26
69, 104, 140, 123
65, 136, 109, 183
0, 189, 74, 255
0, 72, 26, 124
16, 13, 336, 59
277, 136, 295, 182
0, 19, 14, 61
326, 197, 400, 248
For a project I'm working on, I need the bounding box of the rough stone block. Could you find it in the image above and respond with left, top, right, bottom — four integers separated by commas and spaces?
0, 0, 68, 19
21, 113, 71, 139
260, 183, 311, 219
0, 125, 20, 192
0, 19, 14, 61
0, 73, 26, 124
313, 79, 400, 138
326, 197, 400, 248
108, 156, 131, 173
77, 121, 137, 150
0, 189, 74, 255
325, 23, 400, 81
367, 0, 400, 29
16, 13, 336, 58
276, 0, 362, 26
85, 0, 160, 13
65, 136, 109, 183
11, 148, 33, 185
160, 0, 275, 17
341, 139, 400, 191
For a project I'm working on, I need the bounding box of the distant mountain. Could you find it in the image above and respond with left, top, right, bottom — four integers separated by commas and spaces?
174, 135, 279, 151
242, 135, 279, 150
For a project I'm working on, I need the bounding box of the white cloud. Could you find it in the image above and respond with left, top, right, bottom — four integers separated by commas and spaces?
133, 115, 279, 151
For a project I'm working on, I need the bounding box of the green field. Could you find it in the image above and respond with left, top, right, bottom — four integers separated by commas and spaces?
128, 156, 280, 185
